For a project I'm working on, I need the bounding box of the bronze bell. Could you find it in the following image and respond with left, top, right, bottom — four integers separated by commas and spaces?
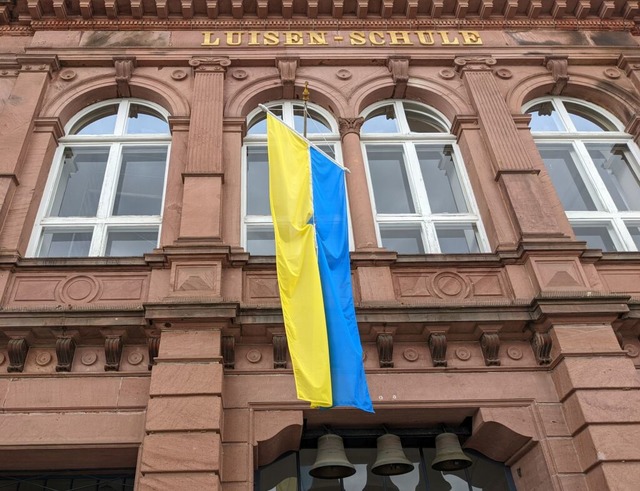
431, 432, 473, 471
309, 434, 356, 479
371, 434, 414, 476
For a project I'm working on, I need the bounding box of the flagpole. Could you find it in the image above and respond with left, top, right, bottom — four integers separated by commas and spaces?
302, 81, 309, 139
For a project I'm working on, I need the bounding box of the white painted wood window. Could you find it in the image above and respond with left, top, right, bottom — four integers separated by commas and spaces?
242, 101, 341, 255
361, 101, 488, 254
28, 99, 171, 257
525, 96, 640, 252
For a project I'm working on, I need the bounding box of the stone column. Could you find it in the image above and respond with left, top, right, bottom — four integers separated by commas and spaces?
138, 327, 224, 489
178, 56, 230, 243
221, 117, 245, 250
338, 117, 378, 250
455, 56, 569, 245
0, 55, 59, 253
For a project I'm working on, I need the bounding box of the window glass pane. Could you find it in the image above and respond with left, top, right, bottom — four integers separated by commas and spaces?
587, 143, 640, 211
466, 452, 512, 491
293, 106, 332, 134
366, 145, 414, 214
380, 226, 425, 254
247, 146, 270, 215
247, 228, 275, 255
627, 225, 640, 250
538, 143, 597, 211
573, 225, 617, 251
71, 105, 118, 135
436, 224, 481, 253
13, 480, 47, 491
105, 229, 158, 256
258, 453, 297, 491
126, 104, 169, 134
45, 479, 73, 490
51, 147, 109, 217
565, 102, 614, 132
39, 230, 92, 257
526, 102, 564, 131
247, 107, 283, 135
416, 144, 468, 213
316, 144, 336, 160
362, 105, 399, 133
406, 110, 445, 133
113, 146, 167, 216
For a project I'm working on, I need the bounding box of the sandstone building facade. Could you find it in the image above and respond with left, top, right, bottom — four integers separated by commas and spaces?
1, 0, 640, 489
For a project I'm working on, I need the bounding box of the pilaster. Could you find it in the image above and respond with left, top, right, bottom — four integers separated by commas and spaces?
178, 57, 230, 243
222, 117, 246, 249
455, 56, 569, 244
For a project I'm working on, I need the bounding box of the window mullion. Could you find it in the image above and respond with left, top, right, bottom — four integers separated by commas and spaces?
573, 140, 618, 213
114, 100, 129, 135
423, 220, 441, 253
404, 143, 429, 218
96, 143, 121, 221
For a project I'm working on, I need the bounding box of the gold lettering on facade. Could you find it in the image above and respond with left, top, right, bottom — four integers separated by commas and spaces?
459, 31, 483, 45
438, 32, 460, 45
416, 31, 435, 45
200, 31, 484, 47
389, 31, 413, 45
284, 32, 304, 45
350, 32, 367, 45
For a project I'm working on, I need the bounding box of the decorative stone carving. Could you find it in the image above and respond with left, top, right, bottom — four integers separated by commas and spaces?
128, 352, 144, 366
455, 347, 472, 361
507, 346, 523, 360
403, 348, 419, 362
222, 336, 235, 369
171, 69, 187, 81
247, 349, 262, 363
7, 338, 28, 373
336, 69, 352, 80
105, 0, 118, 18
551, 0, 566, 18
36, 352, 52, 367
114, 56, 136, 98
189, 57, 231, 74
532, 332, 552, 365
428, 333, 447, 367
81, 351, 97, 366
480, 332, 501, 366
377, 333, 394, 368
338, 117, 364, 139
454, 56, 497, 73
273, 334, 287, 369
387, 57, 409, 98
276, 58, 298, 99
147, 335, 160, 370
546, 56, 569, 96
104, 335, 123, 371
55, 337, 76, 372
615, 331, 624, 349
438, 68, 456, 79
52, 0, 67, 19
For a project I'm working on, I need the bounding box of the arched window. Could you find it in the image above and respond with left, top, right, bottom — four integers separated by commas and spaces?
243, 101, 341, 255
361, 101, 487, 254
29, 99, 171, 257
525, 97, 640, 251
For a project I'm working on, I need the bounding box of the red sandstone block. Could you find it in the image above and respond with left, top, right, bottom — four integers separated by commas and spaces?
221, 443, 250, 482
146, 395, 221, 432
556, 473, 588, 490
537, 403, 571, 437
547, 438, 582, 473
587, 462, 640, 491
117, 377, 151, 408
149, 362, 222, 396
551, 325, 621, 355
140, 432, 221, 473
552, 357, 640, 400
222, 409, 250, 442
220, 483, 252, 491
138, 472, 220, 490
158, 330, 221, 359
574, 425, 640, 470
564, 390, 640, 434
356, 266, 395, 303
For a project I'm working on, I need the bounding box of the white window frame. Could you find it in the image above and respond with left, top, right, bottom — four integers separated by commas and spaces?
361, 100, 489, 254
28, 99, 171, 257
241, 101, 345, 255
524, 96, 640, 251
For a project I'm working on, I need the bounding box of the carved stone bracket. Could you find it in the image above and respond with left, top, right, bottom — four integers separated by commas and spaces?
16, 55, 61, 77
454, 56, 497, 74
531, 331, 552, 365
545, 56, 569, 96
276, 58, 298, 99
104, 335, 123, 371
222, 335, 235, 369
338, 117, 364, 140
147, 335, 160, 370
428, 333, 448, 367
114, 56, 136, 98
480, 332, 501, 366
273, 334, 288, 369
387, 57, 409, 98
189, 57, 231, 75
55, 337, 76, 372
377, 333, 394, 368
7, 338, 29, 373
615, 330, 624, 349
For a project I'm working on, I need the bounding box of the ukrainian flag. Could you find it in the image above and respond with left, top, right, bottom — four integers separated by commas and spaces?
267, 112, 373, 413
